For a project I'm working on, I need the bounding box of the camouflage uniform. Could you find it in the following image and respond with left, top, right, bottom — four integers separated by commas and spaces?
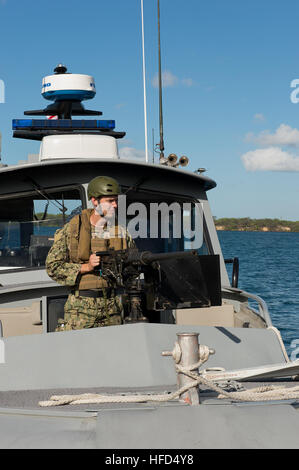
46, 214, 134, 331
56, 293, 123, 330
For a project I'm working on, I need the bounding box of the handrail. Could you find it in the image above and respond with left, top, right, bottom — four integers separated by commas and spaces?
222, 285, 273, 327
224, 257, 239, 288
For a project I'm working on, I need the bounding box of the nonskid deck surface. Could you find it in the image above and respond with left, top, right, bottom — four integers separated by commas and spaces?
0, 385, 180, 412
0, 383, 299, 450
1, 381, 298, 413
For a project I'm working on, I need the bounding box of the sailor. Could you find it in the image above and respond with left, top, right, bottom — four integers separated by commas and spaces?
46, 176, 134, 330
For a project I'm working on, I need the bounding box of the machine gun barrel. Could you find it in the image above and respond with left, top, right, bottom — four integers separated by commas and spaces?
135, 249, 198, 265
95, 248, 198, 266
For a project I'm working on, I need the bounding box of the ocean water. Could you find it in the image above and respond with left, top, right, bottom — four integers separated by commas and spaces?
218, 231, 299, 356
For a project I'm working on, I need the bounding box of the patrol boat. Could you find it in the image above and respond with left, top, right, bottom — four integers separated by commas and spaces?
0, 65, 299, 449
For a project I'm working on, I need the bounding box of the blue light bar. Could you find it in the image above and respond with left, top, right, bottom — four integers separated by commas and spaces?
12, 119, 116, 130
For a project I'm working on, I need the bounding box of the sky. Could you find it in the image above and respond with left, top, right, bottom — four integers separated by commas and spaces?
1, 0, 299, 220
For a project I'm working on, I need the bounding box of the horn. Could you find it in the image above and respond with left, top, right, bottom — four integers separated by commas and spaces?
167, 153, 178, 166
179, 155, 189, 167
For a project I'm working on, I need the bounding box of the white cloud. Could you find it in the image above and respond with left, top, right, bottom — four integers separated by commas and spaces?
151, 71, 195, 89
246, 124, 299, 147
241, 147, 299, 172
119, 147, 145, 160
253, 113, 265, 122
181, 78, 195, 87
152, 70, 178, 88
119, 138, 133, 146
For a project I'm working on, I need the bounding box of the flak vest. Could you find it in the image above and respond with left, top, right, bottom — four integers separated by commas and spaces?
68, 209, 127, 290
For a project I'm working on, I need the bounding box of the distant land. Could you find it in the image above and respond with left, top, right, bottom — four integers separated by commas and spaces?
214, 217, 299, 232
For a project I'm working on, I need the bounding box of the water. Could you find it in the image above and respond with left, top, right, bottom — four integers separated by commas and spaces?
0, 224, 61, 251
218, 231, 299, 356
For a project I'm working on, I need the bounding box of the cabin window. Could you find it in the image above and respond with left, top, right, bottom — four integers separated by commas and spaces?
0, 187, 83, 269
124, 193, 209, 255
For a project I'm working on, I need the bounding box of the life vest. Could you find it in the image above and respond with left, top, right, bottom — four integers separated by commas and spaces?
68, 209, 127, 290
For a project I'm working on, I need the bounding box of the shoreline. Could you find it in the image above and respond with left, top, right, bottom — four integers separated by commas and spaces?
214, 218, 299, 233
215, 227, 294, 232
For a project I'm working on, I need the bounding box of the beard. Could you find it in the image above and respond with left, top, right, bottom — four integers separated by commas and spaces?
95, 203, 117, 222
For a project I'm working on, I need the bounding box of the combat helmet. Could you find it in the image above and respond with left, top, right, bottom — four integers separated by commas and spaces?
87, 176, 121, 200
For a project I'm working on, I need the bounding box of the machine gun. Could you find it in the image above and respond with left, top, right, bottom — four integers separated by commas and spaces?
95, 248, 221, 323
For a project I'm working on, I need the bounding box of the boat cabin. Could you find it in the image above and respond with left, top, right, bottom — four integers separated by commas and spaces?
0, 65, 269, 338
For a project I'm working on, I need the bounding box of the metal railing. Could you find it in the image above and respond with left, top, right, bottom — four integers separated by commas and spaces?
222, 285, 272, 326
224, 257, 239, 288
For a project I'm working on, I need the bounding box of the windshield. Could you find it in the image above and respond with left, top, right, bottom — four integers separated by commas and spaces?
0, 187, 83, 269
0, 188, 209, 270
123, 193, 209, 255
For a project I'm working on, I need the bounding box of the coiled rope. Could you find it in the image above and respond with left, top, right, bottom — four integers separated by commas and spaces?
38, 347, 299, 407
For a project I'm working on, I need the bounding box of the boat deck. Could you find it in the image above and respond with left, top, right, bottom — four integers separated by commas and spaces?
0, 382, 298, 449
0, 381, 298, 412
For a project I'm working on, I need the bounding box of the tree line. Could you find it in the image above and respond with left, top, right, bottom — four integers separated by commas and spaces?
214, 217, 299, 232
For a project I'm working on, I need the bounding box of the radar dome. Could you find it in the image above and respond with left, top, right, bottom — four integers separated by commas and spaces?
41, 65, 96, 102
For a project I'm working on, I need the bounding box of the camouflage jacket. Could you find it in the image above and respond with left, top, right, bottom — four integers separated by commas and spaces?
46, 217, 135, 287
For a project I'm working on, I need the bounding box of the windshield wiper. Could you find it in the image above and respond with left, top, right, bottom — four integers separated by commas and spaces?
25, 176, 68, 218
124, 177, 148, 195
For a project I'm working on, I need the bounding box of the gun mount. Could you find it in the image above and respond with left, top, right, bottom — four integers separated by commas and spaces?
95, 248, 222, 323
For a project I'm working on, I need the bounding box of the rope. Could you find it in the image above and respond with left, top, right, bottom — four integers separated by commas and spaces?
177, 365, 299, 402
39, 353, 210, 407
38, 378, 206, 407
38, 348, 299, 407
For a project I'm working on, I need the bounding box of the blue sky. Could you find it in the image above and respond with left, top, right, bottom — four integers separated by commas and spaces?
1, 0, 299, 219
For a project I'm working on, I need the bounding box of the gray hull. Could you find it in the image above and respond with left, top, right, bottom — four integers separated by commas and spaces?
1, 324, 299, 449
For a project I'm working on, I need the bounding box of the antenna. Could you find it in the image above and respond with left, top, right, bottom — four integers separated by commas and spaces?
141, 0, 149, 163
0, 131, 6, 167
152, 128, 155, 163
157, 0, 165, 163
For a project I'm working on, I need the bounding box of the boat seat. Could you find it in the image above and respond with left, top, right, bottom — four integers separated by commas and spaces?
29, 235, 54, 267
0, 301, 42, 337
